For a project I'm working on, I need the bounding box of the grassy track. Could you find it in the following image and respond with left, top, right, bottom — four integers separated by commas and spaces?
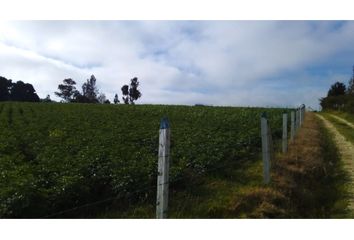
321, 112, 354, 145
319, 112, 354, 217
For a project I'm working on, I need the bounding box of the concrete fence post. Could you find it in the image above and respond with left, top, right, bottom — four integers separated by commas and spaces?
282, 113, 288, 153
295, 108, 300, 131
156, 117, 170, 219
290, 111, 295, 141
261, 112, 271, 184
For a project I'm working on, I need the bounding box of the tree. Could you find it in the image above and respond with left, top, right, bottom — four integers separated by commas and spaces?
113, 93, 120, 104
348, 65, 354, 95
0, 76, 12, 101
327, 82, 346, 97
97, 93, 107, 104
121, 85, 129, 104
121, 77, 142, 104
55, 78, 77, 102
41, 94, 52, 103
128, 77, 142, 104
104, 99, 111, 104
1, 76, 40, 102
72, 92, 91, 103
10, 81, 40, 102
82, 75, 99, 103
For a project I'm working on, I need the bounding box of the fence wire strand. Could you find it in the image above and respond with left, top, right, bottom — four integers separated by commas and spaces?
40, 157, 244, 218
40, 106, 306, 219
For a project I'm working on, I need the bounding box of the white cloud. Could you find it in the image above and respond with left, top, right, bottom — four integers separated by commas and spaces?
1, 21, 354, 109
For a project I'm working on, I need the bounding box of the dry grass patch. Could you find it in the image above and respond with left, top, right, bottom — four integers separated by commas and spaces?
228, 187, 287, 218
230, 112, 344, 218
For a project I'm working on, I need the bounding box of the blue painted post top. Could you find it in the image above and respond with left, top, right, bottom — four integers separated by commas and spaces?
261, 112, 267, 118
160, 117, 170, 129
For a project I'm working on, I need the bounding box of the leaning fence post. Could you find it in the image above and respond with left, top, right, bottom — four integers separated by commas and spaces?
282, 112, 288, 153
290, 111, 295, 141
156, 117, 170, 219
261, 112, 270, 184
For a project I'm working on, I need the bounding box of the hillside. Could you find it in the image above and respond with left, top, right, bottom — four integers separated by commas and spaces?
0, 102, 347, 218
0, 102, 289, 218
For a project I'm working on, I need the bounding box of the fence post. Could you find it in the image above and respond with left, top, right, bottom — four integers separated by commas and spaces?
295, 108, 299, 131
290, 111, 295, 141
282, 112, 288, 153
156, 117, 170, 219
261, 112, 270, 184
299, 106, 302, 127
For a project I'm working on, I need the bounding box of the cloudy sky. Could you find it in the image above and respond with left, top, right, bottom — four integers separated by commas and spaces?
1, 21, 354, 109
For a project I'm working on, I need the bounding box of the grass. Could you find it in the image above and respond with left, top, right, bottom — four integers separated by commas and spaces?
261, 112, 347, 218
0, 102, 348, 218
319, 112, 354, 217
321, 112, 354, 144
220, 112, 349, 218
99, 112, 349, 218
317, 118, 350, 218
327, 111, 354, 125
0, 102, 291, 218
98, 157, 265, 218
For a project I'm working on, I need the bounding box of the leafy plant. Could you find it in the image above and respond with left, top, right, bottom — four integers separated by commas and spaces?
0, 102, 291, 218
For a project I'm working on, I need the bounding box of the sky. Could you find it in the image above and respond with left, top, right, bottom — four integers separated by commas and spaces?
1, 21, 354, 109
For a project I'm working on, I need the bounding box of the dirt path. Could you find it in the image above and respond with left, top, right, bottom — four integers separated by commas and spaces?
317, 114, 354, 214
329, 114, 354, 129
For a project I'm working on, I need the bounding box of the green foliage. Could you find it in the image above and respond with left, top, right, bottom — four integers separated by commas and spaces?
320, 66, 354, 112
81, 75, 99, 103
346, 65, 354, 95
121, 77, 142, 104
320, 94, 354, 113
0, 102, 290, 218
55, 78, 77, 102
0, 76, 40, 102
113, 94, 120, 104
327, 82, 346, 97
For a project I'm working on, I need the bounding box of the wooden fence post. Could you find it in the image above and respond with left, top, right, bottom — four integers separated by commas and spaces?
156, 117, 170, 219
261, 113, 270, 184
290, 111, 295, 141
282, 113, 288, 153
299, 106, 302, 127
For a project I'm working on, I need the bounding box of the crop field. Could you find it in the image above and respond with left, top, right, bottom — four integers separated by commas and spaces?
0, 102, 291, 218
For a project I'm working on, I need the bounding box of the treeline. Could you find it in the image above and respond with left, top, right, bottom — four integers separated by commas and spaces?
55, 75, 141, 104
0, 74, 142, 104
0, 76, 40, 102
320, 66, 354, 113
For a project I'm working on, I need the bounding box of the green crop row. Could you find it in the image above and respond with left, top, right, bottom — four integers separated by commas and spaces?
0, 102, 292, 218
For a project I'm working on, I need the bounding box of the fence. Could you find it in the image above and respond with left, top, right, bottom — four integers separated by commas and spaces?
156, 117, 170, 219
41, 104, 306, 219
260, 104, 305, 185
161, 104, 307, 216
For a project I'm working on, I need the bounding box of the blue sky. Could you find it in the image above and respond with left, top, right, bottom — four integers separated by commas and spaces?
1, 21, 354, 109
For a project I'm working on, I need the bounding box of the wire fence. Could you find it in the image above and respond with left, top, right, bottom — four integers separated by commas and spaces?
38, 105, 306, 219
41, 157, 244, 218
